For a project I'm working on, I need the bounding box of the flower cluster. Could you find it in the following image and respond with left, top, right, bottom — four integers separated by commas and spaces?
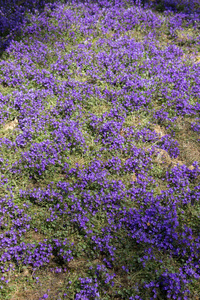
0, 0, 199, 299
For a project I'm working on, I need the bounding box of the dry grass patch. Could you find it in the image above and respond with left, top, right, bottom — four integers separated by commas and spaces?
174, 117, 200, 165
10, 269, 67, 300
3, 118, 18, 131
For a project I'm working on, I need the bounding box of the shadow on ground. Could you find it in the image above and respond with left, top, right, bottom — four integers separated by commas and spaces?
0, 0, 66, 56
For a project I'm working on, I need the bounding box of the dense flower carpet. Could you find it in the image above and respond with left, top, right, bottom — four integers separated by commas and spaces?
0, 0, 199, 299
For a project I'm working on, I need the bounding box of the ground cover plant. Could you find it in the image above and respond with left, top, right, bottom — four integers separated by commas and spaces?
0, 0, 200, 299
